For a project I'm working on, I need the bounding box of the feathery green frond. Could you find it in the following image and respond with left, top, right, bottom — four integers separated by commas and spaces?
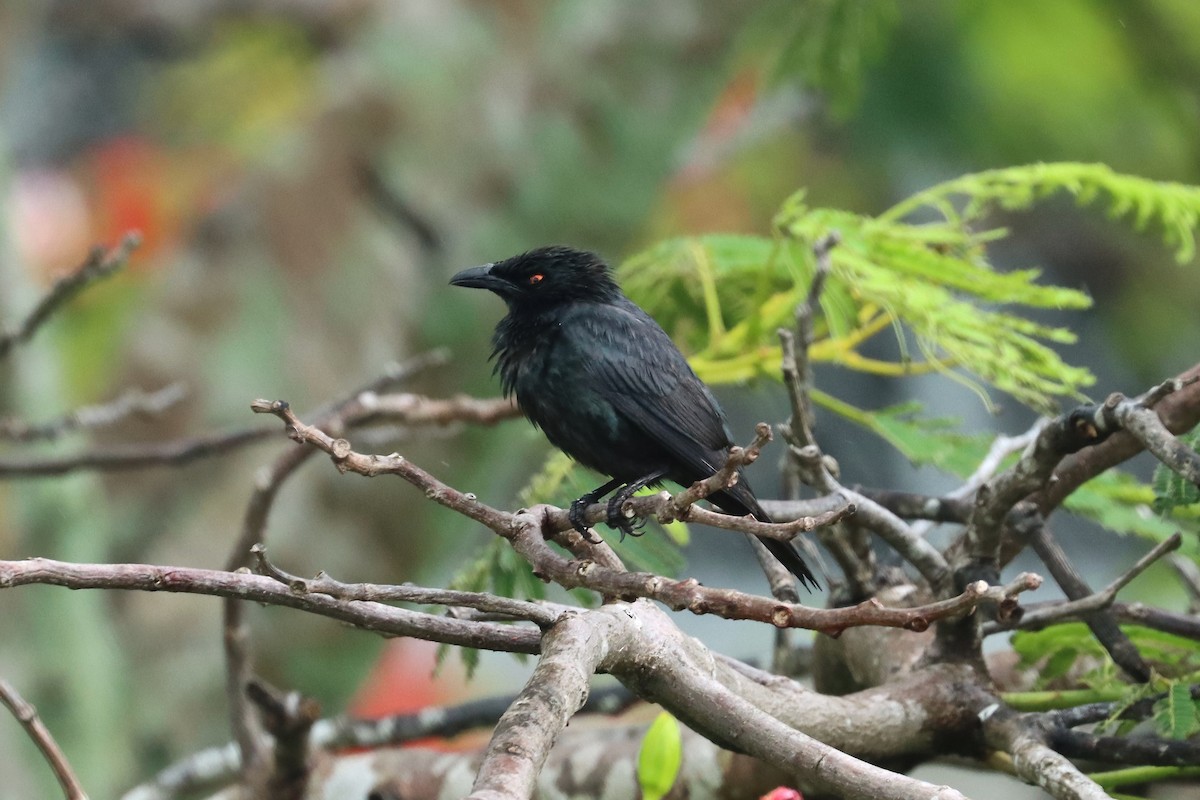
622, 163, 1200, 417
882, 162, 1200, 263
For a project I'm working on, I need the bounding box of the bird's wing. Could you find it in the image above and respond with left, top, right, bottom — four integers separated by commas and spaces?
564, 300, 734, 476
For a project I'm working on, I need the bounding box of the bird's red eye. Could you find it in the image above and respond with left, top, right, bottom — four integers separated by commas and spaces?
528, 274, 544, 285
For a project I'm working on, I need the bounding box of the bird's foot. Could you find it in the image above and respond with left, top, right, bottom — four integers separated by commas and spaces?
606, 494, 645, 541
568, 496, 604, 544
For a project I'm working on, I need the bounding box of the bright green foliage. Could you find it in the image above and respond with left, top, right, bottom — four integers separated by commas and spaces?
1153, 681, 1200, 740
622, 163, 1200, 416
1066, 468, 1198, 557
1154, 427, 1200, 514
815, 397, 992, 474
883, 163, 1200, 263
1012, 624, 1200, 693
637, 711, 683, 800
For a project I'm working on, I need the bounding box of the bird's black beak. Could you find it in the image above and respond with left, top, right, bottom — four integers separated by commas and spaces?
450, 263, 506, 292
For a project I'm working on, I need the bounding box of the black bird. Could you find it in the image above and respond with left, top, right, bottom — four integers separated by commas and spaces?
451, 245, 818, 591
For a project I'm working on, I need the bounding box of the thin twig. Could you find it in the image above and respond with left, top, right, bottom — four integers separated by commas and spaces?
0, 383, 189, 442
0, 558, 541, 653
0, 232, 141, 360
0, 425, 276, 478
0, 679, 89, 800
986, 533, 1182, 633
250, 544, 563, 628
224, 353, 460, 779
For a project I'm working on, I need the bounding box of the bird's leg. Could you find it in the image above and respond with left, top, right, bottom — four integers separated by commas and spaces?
606, 470, 666, 540
569, 477, 623, 542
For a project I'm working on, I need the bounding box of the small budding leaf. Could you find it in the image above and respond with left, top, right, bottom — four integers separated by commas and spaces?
638, 711, 683, 800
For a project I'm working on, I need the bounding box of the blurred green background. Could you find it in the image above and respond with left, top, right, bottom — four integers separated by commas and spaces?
1, 1, 1198, 797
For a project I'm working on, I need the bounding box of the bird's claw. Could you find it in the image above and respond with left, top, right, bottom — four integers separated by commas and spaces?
568, 496, 604, 544
605, 496, 645, 541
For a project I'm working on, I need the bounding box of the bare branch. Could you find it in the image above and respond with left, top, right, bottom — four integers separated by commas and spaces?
0, 558, 542, 654
986, 533, 1182, 633
0, 424, 275, 478
790, 444, 953, 594
1049, 725, 1200, 768
779, 231, 839, 451
468, 613, 607, 800
959, 406, 1114, 578
1007, 734, 1111, 800
1092, 389, 1200, 485
1109, 602, 1200, 640
1036, 361, 1200, 514
984, 707, 1112, 800
354, 392, 519, 427
251, 400, 1036, 633
509, 507, 1039, 635
0, 678, 89, 800
0, 383, 188, 442
250, 544, 563, 628
600, 601, 967, 800
0, 232, 140, 360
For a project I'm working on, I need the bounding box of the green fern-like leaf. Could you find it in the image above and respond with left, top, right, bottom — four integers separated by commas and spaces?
1153, 681, 1200, 740
1154, 427, 1200, 514
622, 163, 1199, 420
882, 162, 1200, 263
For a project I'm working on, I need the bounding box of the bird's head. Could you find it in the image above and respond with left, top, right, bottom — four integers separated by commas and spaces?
450, 246, 621, 310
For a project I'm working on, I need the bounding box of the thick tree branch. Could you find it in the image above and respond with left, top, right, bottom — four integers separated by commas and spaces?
468, 613, 608, 800
600, 601, 968, 800
1035, 362, 1200, 514
984, 708, 1111, 800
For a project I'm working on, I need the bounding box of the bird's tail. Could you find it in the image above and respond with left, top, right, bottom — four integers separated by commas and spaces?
711, 482, 820, 592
